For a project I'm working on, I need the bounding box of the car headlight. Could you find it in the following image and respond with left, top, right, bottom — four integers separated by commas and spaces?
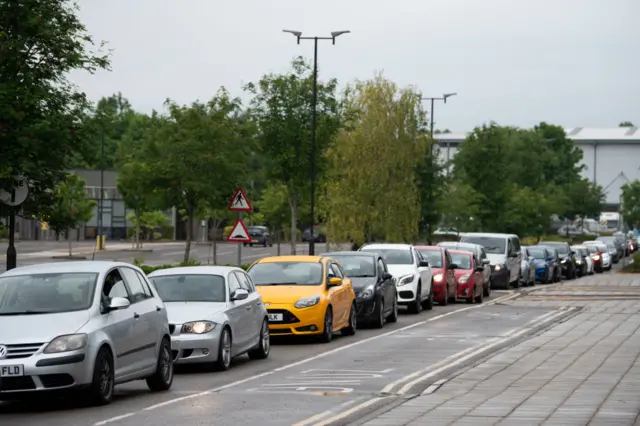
397, 274, 416, 286
561, 259, 567, 263
593, 255, 600, 260
458, 274, 471, 284
434, 273, 443, 282
493, 264, 502, 271
181, 321, 216, 334
576, 260, 582, 264
358, 286, 374, 300
44, 334, 88, 354
294, 296, 320, 309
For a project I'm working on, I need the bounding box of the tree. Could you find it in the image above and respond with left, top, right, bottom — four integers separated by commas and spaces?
619, 121, 635, 127
320, 74, 426, 245
562, 179, 605, 223
256, 182, 291, 254
416, 140, 447, 243
0, 0, 109, 220
142, 89, 252, 262
45, 174, 96, 256
200, 206, 234, 264
438, 182, 483, 233
246, 57, 341, 253
621, 180, 640, 229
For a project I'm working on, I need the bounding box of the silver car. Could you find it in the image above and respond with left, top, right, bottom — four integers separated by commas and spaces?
0, 261, 173, 405
520, 247, 536, 286
148, 266, 270, 371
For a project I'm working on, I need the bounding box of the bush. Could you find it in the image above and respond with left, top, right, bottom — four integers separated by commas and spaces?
138, 260, 251, 275
621, 252, 640, 273
223, 225, 234, 239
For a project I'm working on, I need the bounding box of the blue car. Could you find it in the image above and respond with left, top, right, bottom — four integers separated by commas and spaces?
527, 246, 560, 283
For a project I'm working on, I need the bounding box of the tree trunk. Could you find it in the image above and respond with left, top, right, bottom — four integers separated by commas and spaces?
212, 218, 221, 264
289, 198, 298, 255
135, 211, 141, 249
67, 228, 72, 256
277, 228, 281, 256
184, 203, 194, 263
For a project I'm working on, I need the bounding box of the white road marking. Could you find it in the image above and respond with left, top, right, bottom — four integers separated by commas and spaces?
93, 291, 516, 426
422, 378, 447, 395
312, 397, 390, 426
292, 410, 334, 426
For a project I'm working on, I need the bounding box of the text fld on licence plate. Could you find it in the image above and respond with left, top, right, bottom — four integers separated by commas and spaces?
268, 313, 283, 322
0, 365, 24, 377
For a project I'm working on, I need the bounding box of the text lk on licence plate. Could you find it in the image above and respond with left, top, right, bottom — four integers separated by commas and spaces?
0, 365, 24, 377
268, 313, 283, 322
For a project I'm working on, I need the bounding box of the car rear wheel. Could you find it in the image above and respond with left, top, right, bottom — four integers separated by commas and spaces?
88, 347, 114, 406
474, 284, 483, 303
484, 279, 492, 297
374, 298, 385, 329
146, 337, 173, 391
387, 297, 398, 323
421, 283, 434, 310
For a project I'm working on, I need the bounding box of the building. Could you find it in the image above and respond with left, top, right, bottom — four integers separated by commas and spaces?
434, 126, 640, 208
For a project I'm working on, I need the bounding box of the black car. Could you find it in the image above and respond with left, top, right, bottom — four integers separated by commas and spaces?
323, 251, 397, 328
244, 226, 273, 247
538, 241, 577, 279
302, 226, 326, 243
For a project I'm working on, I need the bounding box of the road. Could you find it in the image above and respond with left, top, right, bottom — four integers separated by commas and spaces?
0, 240, 344, 269
0, 247, 634, 426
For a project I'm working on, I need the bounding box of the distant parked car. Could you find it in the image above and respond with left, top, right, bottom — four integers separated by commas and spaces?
244, 226, 273, 247
583, 242, 612, 271
571, 245, 594, 276
448, 250, 484, 304
0, 262, 174, 405
415, 246, 457, 305
520, 247, 536, 286
301, 226, 326, 243
527, 246, 556, 283
537, 241, 577, 279
459, 233, 522, 290
596, 236, 622, 262
436, 241, 491, 297
148, 266, 270, 371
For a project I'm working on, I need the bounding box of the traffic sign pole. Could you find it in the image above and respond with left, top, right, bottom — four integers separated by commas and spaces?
226, 188, 253, 267
237, 211, 242, 266
1, 175, 29, 271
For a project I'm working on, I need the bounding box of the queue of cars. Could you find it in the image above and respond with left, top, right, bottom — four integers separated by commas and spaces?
1, 231, 633, 406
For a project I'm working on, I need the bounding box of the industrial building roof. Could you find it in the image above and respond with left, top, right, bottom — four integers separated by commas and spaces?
435, 127, 640, 144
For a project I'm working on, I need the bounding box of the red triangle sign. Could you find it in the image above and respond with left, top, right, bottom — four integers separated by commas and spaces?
228, 188, 252, 211
227, 219, 252, 243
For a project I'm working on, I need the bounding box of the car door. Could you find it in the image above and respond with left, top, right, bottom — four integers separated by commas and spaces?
505, 239, 516, 283
376, 257, 392, 313
99, 268, 138, 378
473, 255, 483, 291
415, 249, 431, 298
234, 271, 261, 351
226, 272, 251, 353
444, 250, 456, 296
119, 267, 159, 372
328, 262, 349, 325
135, 270, 166, 344
479, 247, 491, 285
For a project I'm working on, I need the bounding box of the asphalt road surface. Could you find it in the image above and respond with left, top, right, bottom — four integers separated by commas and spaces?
0, 241, 345, 269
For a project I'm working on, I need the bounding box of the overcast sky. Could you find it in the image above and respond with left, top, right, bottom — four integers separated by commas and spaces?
71, 0, 639, 131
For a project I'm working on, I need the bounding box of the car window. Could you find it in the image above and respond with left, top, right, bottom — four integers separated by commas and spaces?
135, 271, 155, 297
120, 267, 152, 303
377, 259, 386, 276
512, 237, 521, 251
235, 272, 254, 292
244, 274, 257, 292
330, 263, 344, 279
102, 269, 129, 301
480, 248, 487, 260
228, 272, 241, 296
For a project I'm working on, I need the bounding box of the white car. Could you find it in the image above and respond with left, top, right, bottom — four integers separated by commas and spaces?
584, 242, 612, 271
571, 245, 594, 276
148, 266, 270, 371
359, 244, 433, 314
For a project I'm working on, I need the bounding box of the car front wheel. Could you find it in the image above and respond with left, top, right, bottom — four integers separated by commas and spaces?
146, 337, 173, 391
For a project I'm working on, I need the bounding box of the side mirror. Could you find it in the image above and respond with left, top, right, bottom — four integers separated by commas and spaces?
482, 259, 490, 265
108, 297, 130, 311
509, 252, 518, 258
448, 263, 457, 270
570, 251, 576, 255
231, 288, 249, 301
382, 272, 393, 281
328, 277, 343, 287
475, 266, 484, 272
419, 260, 429, 267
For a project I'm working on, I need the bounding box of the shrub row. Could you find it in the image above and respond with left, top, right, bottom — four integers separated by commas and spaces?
136, 259, 252, 275
621, 252, 640, 274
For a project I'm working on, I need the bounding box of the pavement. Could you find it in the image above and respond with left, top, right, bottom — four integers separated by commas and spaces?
0, 240, 344, 269
0, 251, 638, 426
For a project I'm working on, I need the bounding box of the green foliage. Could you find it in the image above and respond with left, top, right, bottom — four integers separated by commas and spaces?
126, 211, 169, 240
619, 121, 635, 127
621, 180, 640, 229
139, 261, 251, 275
416, 140, 447, 241
621, 252, 640, 273
0, 0, 109, 219
43, 173, 96, 233
256, 182, 291, 231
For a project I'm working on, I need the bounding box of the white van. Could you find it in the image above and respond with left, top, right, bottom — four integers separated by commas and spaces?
459, 233, 522, 289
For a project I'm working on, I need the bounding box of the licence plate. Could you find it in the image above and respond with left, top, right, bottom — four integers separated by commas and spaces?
268, 313, 283, 322
0, 365, 24, 377
251, 239, 258, 243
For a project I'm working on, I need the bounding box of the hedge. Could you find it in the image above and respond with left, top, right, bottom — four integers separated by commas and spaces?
621, 252, 640, 274
138, 260, 252, 275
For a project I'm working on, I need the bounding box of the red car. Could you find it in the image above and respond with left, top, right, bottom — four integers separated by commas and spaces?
415, 246, 457, 305
585, 245, 604, 273
449, 250, 484, 304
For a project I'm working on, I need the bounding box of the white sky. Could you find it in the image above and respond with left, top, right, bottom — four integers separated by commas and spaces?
71, 0, 639, 131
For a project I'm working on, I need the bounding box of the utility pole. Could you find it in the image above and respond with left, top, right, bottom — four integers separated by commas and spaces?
98, 130, 104, 250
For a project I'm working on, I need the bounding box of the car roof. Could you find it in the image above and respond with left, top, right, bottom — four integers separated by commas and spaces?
414, 246, 441, 251
0, 261, 135, 278
256, 255, 323, 263
448, 249, 474, 256
323, 251, 376, 258
437, 242, 480, 250
360, 243, 412, 250
539, 241, 567, 245
148, 265, 243, 277
461, 232, 518, 238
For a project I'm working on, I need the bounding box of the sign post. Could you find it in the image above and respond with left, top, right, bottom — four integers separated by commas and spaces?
0, 175, 29, 271
227, 188, 253, 266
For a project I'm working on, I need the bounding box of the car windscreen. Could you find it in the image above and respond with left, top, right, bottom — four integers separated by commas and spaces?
248, 262, 324, 285
329, 256, 376, 277
542, 243, 569, 254
150, 274, 226, 302
529, 248, 547, 259
579, 248, 590, 257
417, 250, 443, 268
0, 273, 98, 315
360, 248, 413, 265
247, 227, 264, 235
450, 253, 472, 270
586, 245, 600, 253
460, 236, 506, 254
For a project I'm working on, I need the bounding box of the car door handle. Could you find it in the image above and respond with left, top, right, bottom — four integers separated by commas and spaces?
245, 306, 252, 311
156, 306, 162, 312
134, 313, 140, 319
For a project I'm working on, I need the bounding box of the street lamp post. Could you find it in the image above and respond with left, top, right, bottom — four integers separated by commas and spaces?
283, 29, 350, 256
98, 130, 104, 250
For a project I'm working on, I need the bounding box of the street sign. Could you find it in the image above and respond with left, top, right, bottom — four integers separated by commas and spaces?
227, 219, 251, 243
228, 188, 252, 211
0, 175, 28, 207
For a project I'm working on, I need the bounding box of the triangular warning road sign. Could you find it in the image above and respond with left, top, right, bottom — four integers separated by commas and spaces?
227, 219, 252, 243
228, 188, 252, 211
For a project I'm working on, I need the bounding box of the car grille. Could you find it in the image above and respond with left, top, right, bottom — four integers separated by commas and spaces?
2, 343, 45, 359
267, 309, 300, 324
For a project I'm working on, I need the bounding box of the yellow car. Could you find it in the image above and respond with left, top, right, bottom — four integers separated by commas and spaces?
247, 255, 357, 342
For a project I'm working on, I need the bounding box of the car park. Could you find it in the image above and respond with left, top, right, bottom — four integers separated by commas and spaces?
436, 241, 491, 296
359, 244, 434, 314
322, 251, 398, 328
415, 246, 457, 306
520, 247, 536, 286
448, 250, 484, 304
459, 233, 522, 289
247, 256, 356, 342
537, 241, 577, 279
571, 245, 594, 276
147, 266, 270, 371
0, 261, 173, 405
